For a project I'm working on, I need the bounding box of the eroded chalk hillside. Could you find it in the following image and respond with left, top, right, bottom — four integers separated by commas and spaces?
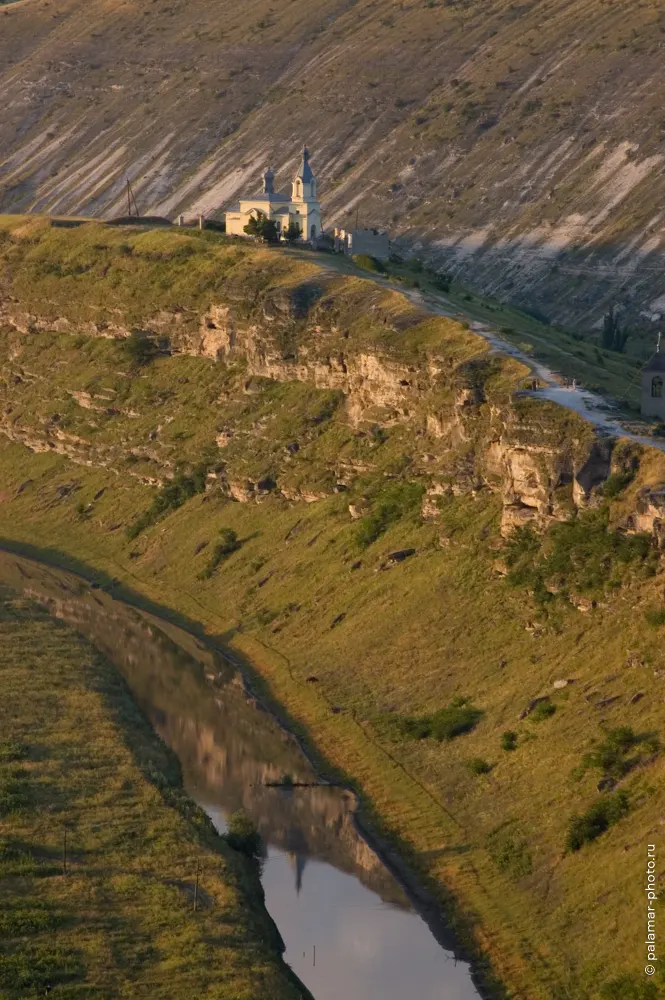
3, 0, 665, 330
2, 219, 665, 1000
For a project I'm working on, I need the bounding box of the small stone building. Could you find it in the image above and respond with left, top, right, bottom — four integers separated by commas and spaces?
641, 348, 665, 419
225, 147, 322, 241
333, 227, 390, 260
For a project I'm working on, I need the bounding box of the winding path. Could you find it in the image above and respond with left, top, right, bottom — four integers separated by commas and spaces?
309, 250, 665, 454
414, 286, 665, 453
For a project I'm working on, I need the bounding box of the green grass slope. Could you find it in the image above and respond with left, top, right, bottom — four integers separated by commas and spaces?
0, 587, 309, 1000
0, 219, 665, 999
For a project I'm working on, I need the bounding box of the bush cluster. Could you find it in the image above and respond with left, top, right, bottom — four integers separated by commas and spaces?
529, 700, 556, 723
645, 607, 665, 627
576, 726, 660, 782
225, 811, 262, 860
0, 903, 58, 936
505, 510, 653, 601
0, 945, 83, 990
126, 466, 209, 539
352, 253, 386, 274
0, 772, 29, 816
197, 528, 241, 580
566, 790, 629, 852
486, 827, 533, 879
121, 331, 159, 367
601, 471, 635, 498
600, 973, 660, 999
0, 740, 28, 763
501, 731, 518, 751
355, 481, 425, 548
467, 757, 492, 775
0, 839, 46, 877
395, 697, 483, 742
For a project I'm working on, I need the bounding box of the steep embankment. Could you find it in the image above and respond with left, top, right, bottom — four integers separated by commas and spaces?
3, 0, 665, 332
1, 218, 665, 1000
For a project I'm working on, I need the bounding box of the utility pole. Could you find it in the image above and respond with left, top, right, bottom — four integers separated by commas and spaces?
193, 861, 201, 912
126, 177, 140, 218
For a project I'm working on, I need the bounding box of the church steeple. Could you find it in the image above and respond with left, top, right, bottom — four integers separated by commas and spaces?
292, 146, 316, 201
225, 144, 322, 242
262, 167, 275, 196
297, 146, 314, 184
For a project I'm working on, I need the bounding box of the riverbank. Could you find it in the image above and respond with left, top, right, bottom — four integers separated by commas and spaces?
0, 580, 310, 999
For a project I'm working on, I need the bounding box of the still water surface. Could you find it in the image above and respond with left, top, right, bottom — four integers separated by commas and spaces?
0, 551, 480, 1000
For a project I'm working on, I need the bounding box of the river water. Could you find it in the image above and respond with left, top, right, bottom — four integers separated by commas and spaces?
0, 550, 481, 1000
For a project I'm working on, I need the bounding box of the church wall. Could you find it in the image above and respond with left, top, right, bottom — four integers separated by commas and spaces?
641, 372, 665, 418
348, 230, 390, 260
225, 212, 246, 236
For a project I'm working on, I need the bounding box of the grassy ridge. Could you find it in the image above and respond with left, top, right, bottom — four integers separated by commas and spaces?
0, 216, 647, 415
0, 585, 307, 1000
1, 220, 665, 999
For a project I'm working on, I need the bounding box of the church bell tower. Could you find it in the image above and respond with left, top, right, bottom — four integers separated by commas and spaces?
290, 146, 321, 240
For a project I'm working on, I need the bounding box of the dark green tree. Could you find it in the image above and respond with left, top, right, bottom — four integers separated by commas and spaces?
601, 305, 629, 353
283, 220, 302, 244
226, 811, 262, 860
122, 331, 158, 367
243, 212, 278, 243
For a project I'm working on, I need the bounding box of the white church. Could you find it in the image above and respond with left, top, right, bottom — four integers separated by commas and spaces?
225, 146, 322, 241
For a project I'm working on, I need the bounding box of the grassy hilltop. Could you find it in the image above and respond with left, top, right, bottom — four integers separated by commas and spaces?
0, 219, 665, 999
3, 0, 665, 326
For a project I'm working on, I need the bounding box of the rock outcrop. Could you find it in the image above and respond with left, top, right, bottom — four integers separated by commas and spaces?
1, 231, 662, 545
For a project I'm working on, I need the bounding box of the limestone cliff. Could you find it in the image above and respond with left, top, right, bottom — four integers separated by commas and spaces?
1, 221, 660, 545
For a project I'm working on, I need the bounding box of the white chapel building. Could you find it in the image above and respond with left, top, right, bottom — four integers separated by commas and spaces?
225, 146, 322, 241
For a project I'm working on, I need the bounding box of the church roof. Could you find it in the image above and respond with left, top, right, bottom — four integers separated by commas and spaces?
643, 351, 665, 373
239, 192, 290, 203
294, 146, 314, 183
227, 196, 291, 214
228, 146, 316, 211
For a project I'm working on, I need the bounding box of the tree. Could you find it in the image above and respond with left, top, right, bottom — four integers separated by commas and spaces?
601, 304, 629, 354
243, 211, 278, 243
122, 331, 158, 367
226, 811, 262, 860
283, 220, 302, 244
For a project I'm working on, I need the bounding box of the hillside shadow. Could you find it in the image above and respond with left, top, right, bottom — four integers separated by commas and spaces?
0, 537, 220, 641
